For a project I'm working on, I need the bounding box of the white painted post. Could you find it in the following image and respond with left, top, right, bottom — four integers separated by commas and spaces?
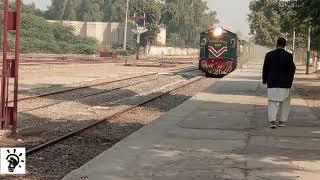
292, 28, 296, 61
123, 0, 130, 51
306, 24, 311, 74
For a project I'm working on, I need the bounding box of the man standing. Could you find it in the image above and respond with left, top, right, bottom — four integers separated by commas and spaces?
263, 38, 296, 129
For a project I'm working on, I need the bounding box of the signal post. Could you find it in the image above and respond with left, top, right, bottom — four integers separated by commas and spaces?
0, 0, 21, 136
129, 14, 148, 60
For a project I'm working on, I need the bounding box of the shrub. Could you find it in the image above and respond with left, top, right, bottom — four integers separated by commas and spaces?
18, 13, 98, 54
166, 33, 185, 47
111, 38, 136, 56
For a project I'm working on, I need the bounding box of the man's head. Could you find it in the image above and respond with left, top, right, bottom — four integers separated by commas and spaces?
277, 37, 287, 48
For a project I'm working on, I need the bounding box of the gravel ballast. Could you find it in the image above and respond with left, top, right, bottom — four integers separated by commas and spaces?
10, 76, 218, 180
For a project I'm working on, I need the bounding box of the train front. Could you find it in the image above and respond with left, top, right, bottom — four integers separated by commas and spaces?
199, 27, 238, 76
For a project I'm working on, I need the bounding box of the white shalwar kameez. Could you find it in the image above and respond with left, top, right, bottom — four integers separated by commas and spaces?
267, 88, 290, 122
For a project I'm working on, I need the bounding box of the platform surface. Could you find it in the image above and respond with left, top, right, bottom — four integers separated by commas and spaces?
63, 58, 320, 180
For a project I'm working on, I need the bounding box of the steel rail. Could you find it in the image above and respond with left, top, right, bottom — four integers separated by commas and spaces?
26, 75, 204, 155
18, 66, 197, 112
11, 66, 196, 103
20, 76, 161, 113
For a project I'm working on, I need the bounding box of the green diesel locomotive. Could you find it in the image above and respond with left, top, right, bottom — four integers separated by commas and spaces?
199, 26, 238, 77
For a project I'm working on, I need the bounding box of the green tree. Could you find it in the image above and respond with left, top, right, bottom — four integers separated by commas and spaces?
165, 0, 218, 47
42, 0, 216, 48
129, 0, 166, 46
295, 0, 320, 25
102, 0, 127, 22
45, 0, 67, 20
45, 0, 125, 22
248, 0, 320, 50
46, 0, 102, 22
248, 0, 284, 47
78, 0, 103, 22
20, 13, 97, 54
63, 0, 80, 21
166, 33, 185, 47
294, 0, 320, 50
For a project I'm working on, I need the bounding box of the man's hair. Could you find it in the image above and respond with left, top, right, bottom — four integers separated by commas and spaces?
277, 37, 287, 47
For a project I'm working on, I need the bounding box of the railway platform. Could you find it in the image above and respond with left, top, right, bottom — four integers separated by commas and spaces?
63, 59, 320, 180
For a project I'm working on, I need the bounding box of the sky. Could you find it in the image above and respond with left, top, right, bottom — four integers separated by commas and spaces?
208, 0, 251, 38
24, 0, 251, 38
23, 0, 51, 10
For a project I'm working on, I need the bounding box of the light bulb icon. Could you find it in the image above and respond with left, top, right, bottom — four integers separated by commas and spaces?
6, 149, 24, 173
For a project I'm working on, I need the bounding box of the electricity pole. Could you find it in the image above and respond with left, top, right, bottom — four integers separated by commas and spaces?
285, 33, 288, 51
123, 0, 129, 51
306, 24, 311, 75
292, 27, 296, 61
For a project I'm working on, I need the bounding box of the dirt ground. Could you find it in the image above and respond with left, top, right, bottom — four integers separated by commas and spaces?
294, 65, 320, 119
4, 53, 197, 93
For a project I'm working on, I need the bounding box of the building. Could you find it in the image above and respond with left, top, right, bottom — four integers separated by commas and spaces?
47, 20, 167, 47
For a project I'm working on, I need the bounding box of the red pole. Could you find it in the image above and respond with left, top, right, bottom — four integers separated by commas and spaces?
0, 0, 21, 135
13, 0, 21, 134
1, 0, 9, 130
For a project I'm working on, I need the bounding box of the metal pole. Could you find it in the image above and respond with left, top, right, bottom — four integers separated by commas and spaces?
136, 33, 140, 60
13, 0, 21, 134
123, 0, 129, 51
285, 33, 288, 51
306, 24, 311, 75
1, 0, 9, 130
292, 27, 296, 61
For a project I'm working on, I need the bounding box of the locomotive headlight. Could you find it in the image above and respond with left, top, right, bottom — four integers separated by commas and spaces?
214, 27, 223, 37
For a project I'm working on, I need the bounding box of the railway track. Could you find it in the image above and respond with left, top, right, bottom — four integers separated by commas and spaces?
15, 65, 197, 102
19, 75, 162, 113
15, 66, 198, 131
16, 66, 197, 114
19, 69, 219, 179
18, 71, 193, 113
24, 74, 204, 155
15, 73, 157, 102
10, 66, 201, 154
